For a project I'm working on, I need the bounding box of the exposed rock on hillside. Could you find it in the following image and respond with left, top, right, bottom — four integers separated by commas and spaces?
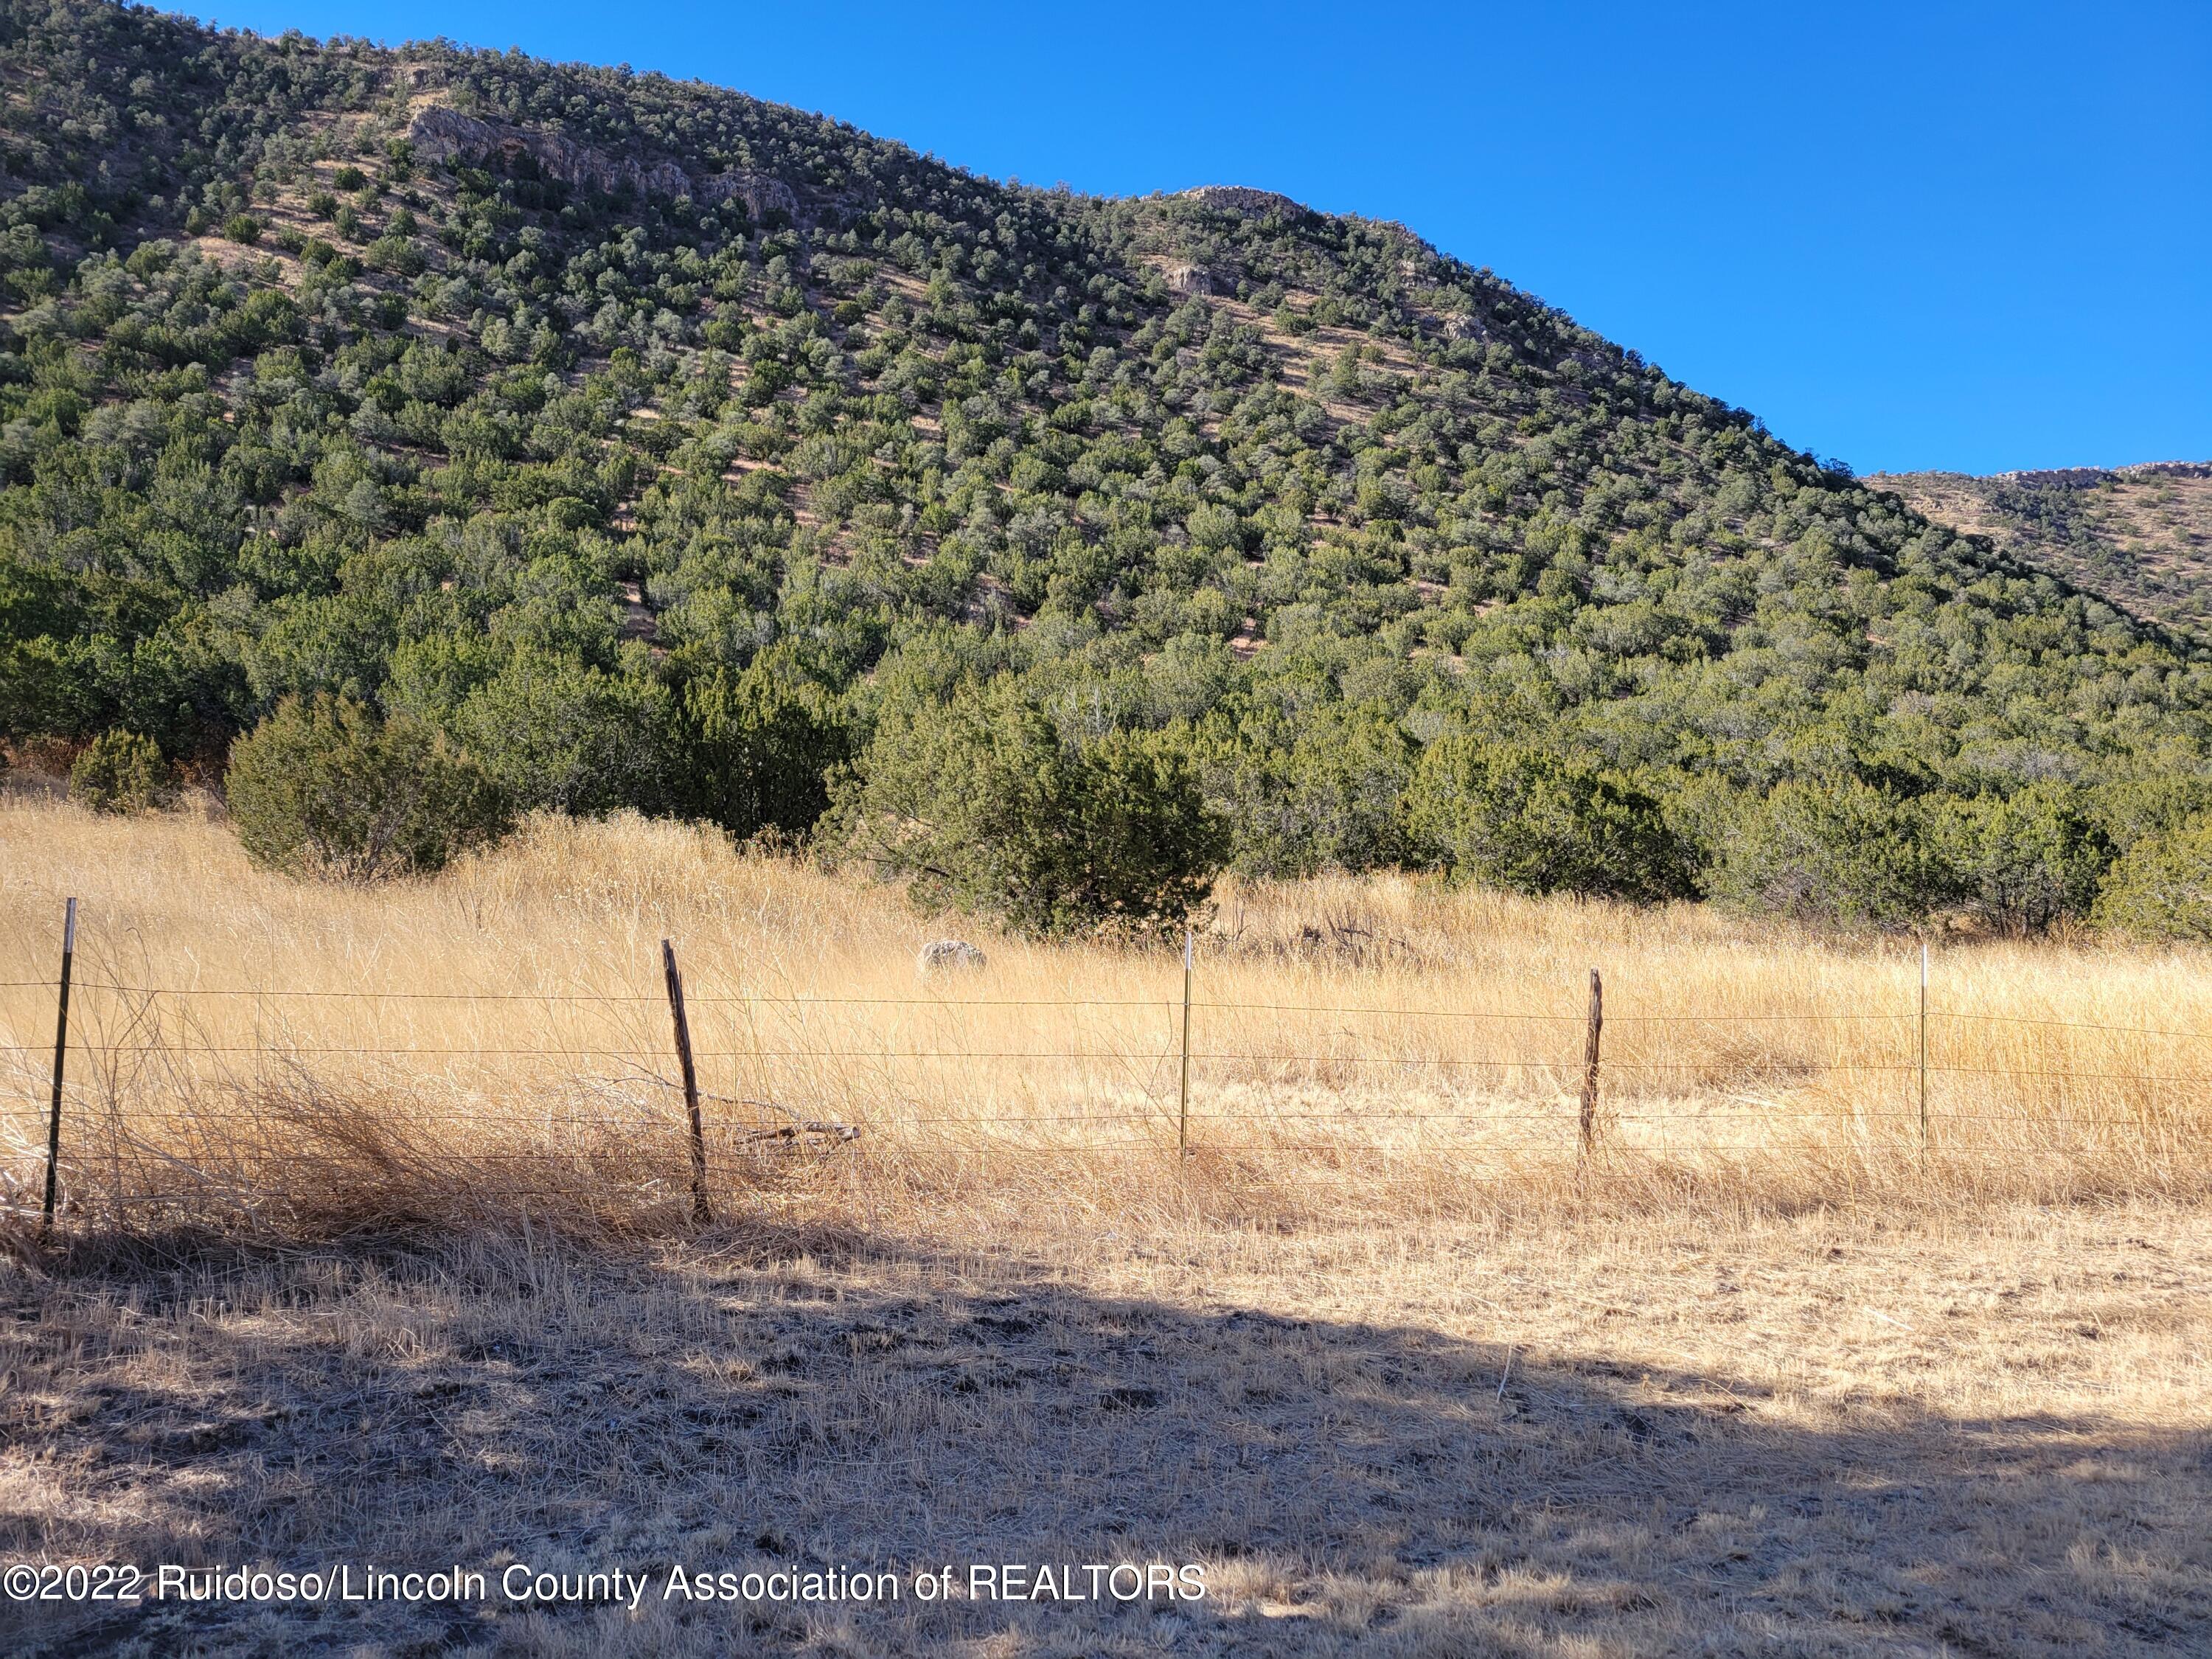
407, 104, 799, 220
1179, 185, 1307, 218
1162, 261, 1215, 296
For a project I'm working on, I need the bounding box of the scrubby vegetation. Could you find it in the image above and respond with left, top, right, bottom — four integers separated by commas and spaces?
1874, 463, 2212, 635
226, 692, 509, 877
66, 725, 170, 812
7, 1, 2212, 933
829, 676, 1225, 936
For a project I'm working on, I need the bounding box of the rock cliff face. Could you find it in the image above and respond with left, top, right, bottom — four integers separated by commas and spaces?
1178, 184, 1307, 218
406, 104, 799, 221
1162, 261, 1214, 296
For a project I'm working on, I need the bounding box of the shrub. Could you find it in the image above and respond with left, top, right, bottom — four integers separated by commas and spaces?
2088, 776, 2212, 855
448, 651, 679, 817
220, 213, 261, 244
679, 653, 849, 841
226, 695, 512, 880
1708, 781, 1950, 929
1067, 731, 1231, 933
827, 681, 1227, 936
2092, 815, 2212, 941
366, 234, 425, 277
69, 730, 173, 814
1213, 700, 1416, 877
1934, 786, 2112, 936
1403, 735, 1695, 902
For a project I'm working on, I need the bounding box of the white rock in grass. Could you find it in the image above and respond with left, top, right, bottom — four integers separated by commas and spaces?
916, 939, 987, 975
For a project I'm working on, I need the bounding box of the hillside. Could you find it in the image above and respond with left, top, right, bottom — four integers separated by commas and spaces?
1868, 463, 2212, 633
7, 0, 2212, 932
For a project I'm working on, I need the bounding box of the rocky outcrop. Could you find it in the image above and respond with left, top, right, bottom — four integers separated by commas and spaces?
1163, 262, 1214, 296
1992, 462, 2212, 489
406, 104, 797, 218
697, 169, 799, 221
1180, 184, 1305, 218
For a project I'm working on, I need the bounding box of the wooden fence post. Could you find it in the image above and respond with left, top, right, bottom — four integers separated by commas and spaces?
1578, 967, 1604, 1161
1178, 928, 1194, 1158
41, 898, 77, 1241
661, 939, 712, 1225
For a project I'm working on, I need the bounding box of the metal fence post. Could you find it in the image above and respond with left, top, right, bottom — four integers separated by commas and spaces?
1919, 937, 1930, 1155
1178, 928, 1193, 1158
661, 938, 712, 1225
1578, 967, 1604, 1161
41, 897, 77, 1241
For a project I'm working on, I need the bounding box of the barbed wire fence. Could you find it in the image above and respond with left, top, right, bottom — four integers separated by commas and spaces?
4, 900, 2208, 1234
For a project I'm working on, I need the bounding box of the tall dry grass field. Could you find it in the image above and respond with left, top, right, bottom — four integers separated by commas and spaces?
3, 790, 2208, 1238
6, 791, 2212, 1658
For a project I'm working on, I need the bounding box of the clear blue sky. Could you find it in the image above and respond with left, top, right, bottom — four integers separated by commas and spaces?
191, 1, 2208, 475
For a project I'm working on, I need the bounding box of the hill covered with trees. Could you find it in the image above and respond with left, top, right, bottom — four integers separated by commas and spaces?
1869, 463, 2212, 636
8, 0, 2212, 936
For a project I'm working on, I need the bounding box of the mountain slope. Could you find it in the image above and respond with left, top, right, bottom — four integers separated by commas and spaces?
1868, 464, 2212, 634
5, 0, 2212, 919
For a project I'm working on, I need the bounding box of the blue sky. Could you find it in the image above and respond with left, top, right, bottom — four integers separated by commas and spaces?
192, 1, 2208, 475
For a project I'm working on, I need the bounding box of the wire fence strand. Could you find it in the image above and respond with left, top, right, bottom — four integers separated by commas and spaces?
6, 966, 2208, 1228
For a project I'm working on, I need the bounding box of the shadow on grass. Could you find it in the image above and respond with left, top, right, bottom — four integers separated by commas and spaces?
1, 1222, 2207, 1657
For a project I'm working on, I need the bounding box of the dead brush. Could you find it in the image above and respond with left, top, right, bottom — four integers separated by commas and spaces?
36, 1069, 728, 1240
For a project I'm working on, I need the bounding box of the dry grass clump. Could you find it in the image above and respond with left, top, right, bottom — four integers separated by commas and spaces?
3, 793, 2210, 1241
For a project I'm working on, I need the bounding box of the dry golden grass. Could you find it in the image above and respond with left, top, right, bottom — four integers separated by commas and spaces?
3, 793, 2211, 1655
2, 1199, 2208, 1656
1, 791, 2208, 1239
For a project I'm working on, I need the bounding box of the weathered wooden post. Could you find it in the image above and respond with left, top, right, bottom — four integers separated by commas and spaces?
661, 939, 712, 1225
1578, 967, 1604, 1161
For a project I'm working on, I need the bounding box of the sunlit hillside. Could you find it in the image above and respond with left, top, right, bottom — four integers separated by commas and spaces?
1872, 462, 2212, 633
9, 0, 2212, 950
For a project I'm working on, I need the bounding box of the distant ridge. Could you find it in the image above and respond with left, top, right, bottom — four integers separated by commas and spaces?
1988, 461, 2211, 486
1870, 462, 2212, 633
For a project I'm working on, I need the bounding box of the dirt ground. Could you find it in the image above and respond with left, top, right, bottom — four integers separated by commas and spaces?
3, 1197, 2209, 1658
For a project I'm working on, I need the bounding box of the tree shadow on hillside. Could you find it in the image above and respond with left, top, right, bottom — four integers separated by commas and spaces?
2, 1224, 2207, 1658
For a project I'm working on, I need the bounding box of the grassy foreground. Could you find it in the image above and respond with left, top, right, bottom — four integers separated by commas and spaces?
1, 792, 2209, 1237
1, 794, 2210, 1654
